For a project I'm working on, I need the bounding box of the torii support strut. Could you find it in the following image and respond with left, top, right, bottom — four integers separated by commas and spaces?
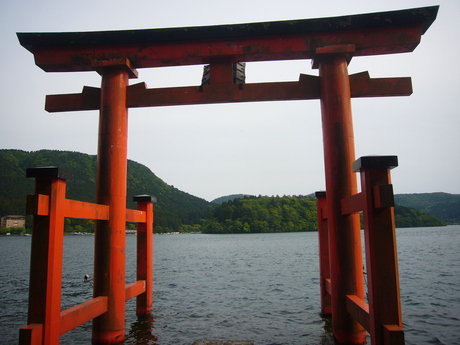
17, 6, 438, 345
313, 45, 366, 343
92, 63, 131, 343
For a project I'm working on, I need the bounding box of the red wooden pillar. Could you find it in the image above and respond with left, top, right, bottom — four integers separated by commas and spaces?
316, 191, 332, 316
355, 156, 404, 345
313, 45, 366, 344
19, 167, 72, 345
92, 61, 135, 344
134, 195, 156, 316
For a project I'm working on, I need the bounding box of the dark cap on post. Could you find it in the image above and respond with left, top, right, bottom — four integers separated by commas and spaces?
352, 156, 398, 172
133, 195, 157, 203
315, 191, 327, 198
26, 166, 74, 180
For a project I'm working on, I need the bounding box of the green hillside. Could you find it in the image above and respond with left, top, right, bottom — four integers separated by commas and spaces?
202, 195, 445, 234
394, 193, 460, 224
203, 195, 317, 234
394, 205, 446, 228
1, 149, 451, 234
0, 149, 212, 233
211, 194, 254, 204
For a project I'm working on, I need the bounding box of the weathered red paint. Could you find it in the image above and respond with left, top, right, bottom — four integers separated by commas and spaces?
20, 168, 155, 344
346, 294, 371, 332
337, 156, 404, 344
125, 281, 146, 301
315, 47, 366, 344
19, 176, 67, 345
44, 74, 412, 112
92, 65, 130, 344
17, 6, 438, 344
316, 191, 332, 316
357, 157, 404, 345
125, 208, 147, 223
320, 156, 404, 344
135, 197, 154, 315
60, 297, 109, 335
19, 324, 43, 345
26, 24, 426, 72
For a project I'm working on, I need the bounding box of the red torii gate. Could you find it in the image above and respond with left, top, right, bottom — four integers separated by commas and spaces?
17, 5, 438, 345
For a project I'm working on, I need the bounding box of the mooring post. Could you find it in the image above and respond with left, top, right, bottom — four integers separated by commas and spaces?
315, 191, 332, 316
92, 61, 135, 344
354, 156, 404, 345
19, 167, 72, 345
313, 45, 366, 344
134, 195, 156, 316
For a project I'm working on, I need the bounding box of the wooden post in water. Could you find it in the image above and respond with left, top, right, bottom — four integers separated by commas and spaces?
356, 156, 404, 345
16, 7, 438, 343
19, 167, 72, 345
92, 61, 136, 344
316, 191, 332, 316
313, 46, 366, 344
134, 195, 156, 316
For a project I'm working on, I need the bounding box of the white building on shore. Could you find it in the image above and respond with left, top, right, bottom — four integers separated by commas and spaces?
1, 215, 25, 228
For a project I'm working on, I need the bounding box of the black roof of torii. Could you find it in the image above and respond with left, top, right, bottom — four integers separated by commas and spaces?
18, 6, 438, 52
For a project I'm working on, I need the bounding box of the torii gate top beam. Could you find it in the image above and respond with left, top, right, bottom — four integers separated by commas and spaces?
18, 6, 438, 73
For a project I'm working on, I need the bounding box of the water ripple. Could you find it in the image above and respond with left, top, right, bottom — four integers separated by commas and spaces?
1, 227, 460, 344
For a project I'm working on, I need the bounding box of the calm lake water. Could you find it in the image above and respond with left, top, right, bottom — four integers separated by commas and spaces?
1, 226, 459, 344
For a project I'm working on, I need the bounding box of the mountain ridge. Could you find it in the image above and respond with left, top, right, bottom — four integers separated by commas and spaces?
0, 149, 212, 232
1, 149, 456, 233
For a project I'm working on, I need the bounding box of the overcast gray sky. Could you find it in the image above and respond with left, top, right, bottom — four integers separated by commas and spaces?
1, 0, 458, 201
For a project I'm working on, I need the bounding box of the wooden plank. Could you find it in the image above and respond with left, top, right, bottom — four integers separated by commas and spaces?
26, 194, 50, 216
125, 281, 146, 301
44, 72, 413, 113
346, 295, 370, 332
63, 199, 110, 220
350, 72, 412, 97
384, 325, 405, 345
341, 192, 365, 215
126, 209, 146, 223
19, 324, 43, 345
45, 86, 100, 112
60, 297, 108, 335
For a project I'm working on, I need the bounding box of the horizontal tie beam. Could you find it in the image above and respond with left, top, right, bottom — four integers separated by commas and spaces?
26, 193, 147, 223
45, 72, 412, 112
59, 297, 108, 336
125, 280, 147, 301
346, 294, 370, 332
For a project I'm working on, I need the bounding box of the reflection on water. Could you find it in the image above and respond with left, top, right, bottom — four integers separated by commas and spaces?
126, 315, 158, 345
1, 227, 460, 344
124, 313, 335, 345
318, 317, 335, 345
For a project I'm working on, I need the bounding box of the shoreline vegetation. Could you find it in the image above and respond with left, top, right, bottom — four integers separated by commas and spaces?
1, 149, 455, 235
200, 195, 445, 234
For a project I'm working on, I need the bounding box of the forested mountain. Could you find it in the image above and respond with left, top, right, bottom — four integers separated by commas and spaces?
202, 196, 317, 234
394, 205, 446, 228
0, 149, 212, 233
1, 149, 450, 234
211, 194, 253, 204
394, 193, 460, 224
204, 195, 445, 234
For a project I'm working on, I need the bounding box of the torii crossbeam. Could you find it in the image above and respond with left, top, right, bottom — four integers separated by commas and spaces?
17, 5, 438, 345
